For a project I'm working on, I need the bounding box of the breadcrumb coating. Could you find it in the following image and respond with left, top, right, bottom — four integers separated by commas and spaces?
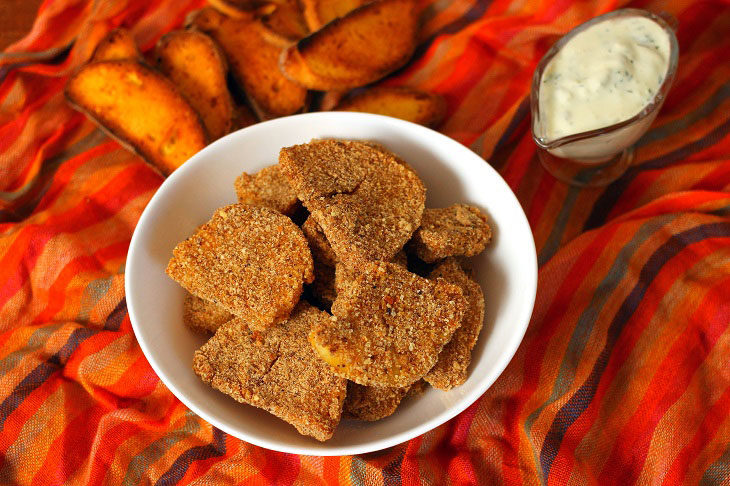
310, 261, 337, 308
279, 139, 425, 265
409, 204, 491, 263
425, 258, 485, 390
167, 204, 314, 330
310, 262, 466, 387
183, 293, 233, 333
302, 216, 338, 267
193, 302, 347, 441
234, 165, 300, 216
344, 382, 409, 421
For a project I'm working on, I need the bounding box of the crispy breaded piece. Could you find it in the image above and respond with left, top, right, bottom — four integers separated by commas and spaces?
301, 217, 338, 267
279, 140, 425, 265
280, 0, 419, 90
234, 165, 300, 216
335, 87, 446, 128
193, 302, 347, 441
409, 204, 492, 263
310, 261, 337, 308
425, 258, 485, 390
183, 293, 233, 333
65, 60, 207, 176
310, 262, 466, 387
156, 30, 233, 141
301, 0, 371, 31
406, 378, 428, 397
344, 382, 409, 421
92, 28, 141, 62
334, 250, 406, 295
166, 204, 313, 330
188, 8, 308, 119
231, 103, 257, 131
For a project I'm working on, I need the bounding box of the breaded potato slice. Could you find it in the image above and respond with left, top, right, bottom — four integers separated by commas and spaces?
425, 258, 485, 390
166, 204, 314, 330
156, 30, 233, 141
310, 262, 466, 387
280, 0, 419, 90
335, 87, 446, 127
406, 378, 428, 397
65, 60, 207, 175
188, 7, 308, 119
301, 0, 371, 31
194, 302, 347, 441
301, 217, 338, 267
334, 250, 406, 295
310, 261, 337, 308
279, 140, 425, 265
234, 165, 300, 216
183, 293, 233, 333
409, 204, 492, 263
92, 28, 141, 62
344, 382, 409, 421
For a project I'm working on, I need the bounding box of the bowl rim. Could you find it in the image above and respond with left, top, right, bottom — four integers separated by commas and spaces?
126, 111, 537, 456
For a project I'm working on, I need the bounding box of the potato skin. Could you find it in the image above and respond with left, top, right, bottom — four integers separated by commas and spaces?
188, 7, 308, 120
65, 60, 207, 176
334, 87, 446, 127
91, 28, 141, 62
156, 30, 233, 140
280, 0, 419, 90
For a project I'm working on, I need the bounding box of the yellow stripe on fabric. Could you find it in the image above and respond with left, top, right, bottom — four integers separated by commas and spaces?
636, 304, 730, 484
0, 322, 76, 394
568, 237, 730, 480
0, 385, 66, 486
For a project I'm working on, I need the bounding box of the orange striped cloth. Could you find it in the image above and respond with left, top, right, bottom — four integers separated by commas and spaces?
1, 0, 729, 484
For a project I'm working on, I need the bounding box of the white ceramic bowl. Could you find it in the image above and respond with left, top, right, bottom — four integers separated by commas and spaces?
126, 112, 537, 456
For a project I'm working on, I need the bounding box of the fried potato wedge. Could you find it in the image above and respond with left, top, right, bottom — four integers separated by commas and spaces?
189, 8, 308, 119
65, 60, 207, 175
261, 0, 309, 44
335, 87, 446, 127
156, 30, 233, 140
280, 0, 419, 90
92, 28, 141, 62
301, 0, 371, 31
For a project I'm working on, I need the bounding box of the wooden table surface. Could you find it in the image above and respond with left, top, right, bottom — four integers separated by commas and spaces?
0, 0, 44, 51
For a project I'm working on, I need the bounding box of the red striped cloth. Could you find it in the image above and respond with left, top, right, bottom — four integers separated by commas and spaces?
1, 0, 729, 484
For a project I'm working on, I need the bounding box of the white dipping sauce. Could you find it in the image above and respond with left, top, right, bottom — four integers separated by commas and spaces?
539, 16, 671, 142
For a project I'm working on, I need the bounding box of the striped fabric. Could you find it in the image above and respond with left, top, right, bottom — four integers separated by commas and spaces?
1, 0, 729, 483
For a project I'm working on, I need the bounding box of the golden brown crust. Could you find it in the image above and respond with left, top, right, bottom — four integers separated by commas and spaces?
334, 87, 446, 128
260, 0, 309, 43
64, 60, 207, 176
189, 7, 308, 119
234, 165, 300, 216
183, 293, 233, 334
166, 204, 313, 330
425, 258, 485, 390
344, 382, 409, 421
155, 30, 233, 141
91, 28, 141, 62
310, 262, 466, 387
310, 261, 337, 308
409, 205, 492, 263
193, 302, 347, 441
301, 217, 338, 267
280, 0, 419, 90
406, 378, 428, 397
279, 139, 425, 265
334, 250, 406, 295
301, 0, 371, 31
